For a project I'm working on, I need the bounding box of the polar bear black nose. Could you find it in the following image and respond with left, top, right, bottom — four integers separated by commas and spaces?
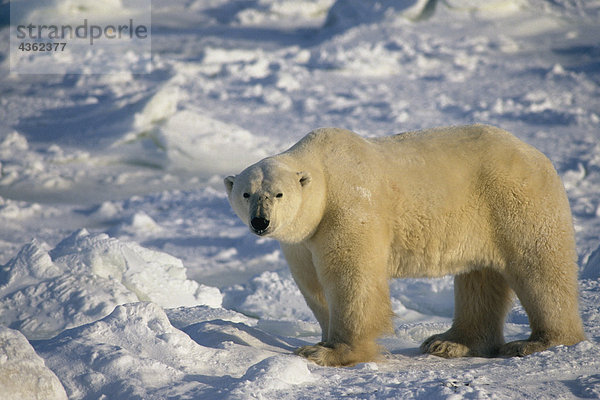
251, 217, 270, 232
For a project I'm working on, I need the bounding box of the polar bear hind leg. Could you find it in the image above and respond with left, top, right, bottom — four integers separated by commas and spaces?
500, 255, 585, 356
494, 169, 585, 356
421, 268, 513, 358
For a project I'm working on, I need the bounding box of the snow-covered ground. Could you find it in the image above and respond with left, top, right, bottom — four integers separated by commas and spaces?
1, 0, 599, 398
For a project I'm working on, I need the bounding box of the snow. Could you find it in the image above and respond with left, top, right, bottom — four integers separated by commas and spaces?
0, 0, 599, 398
0, 326, 67, 400
0, 229, 221, 340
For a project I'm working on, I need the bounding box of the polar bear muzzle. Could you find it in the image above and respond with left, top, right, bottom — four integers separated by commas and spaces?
250, 217, 270, 234
249, 194, 274, 235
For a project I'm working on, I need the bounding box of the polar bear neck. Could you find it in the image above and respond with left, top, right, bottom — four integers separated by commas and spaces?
268, 154, 327, 244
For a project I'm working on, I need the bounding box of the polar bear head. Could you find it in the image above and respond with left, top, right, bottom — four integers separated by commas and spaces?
224, 157, 323, 243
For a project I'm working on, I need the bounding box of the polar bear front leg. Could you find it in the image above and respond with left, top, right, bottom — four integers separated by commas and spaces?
281, 243, 330, 341
295, 241, 394, 366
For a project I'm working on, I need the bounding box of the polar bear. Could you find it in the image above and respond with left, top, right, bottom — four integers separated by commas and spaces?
224, 124, 585, 366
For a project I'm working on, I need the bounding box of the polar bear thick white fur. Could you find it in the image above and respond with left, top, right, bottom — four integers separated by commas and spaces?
224, 124, 585, 366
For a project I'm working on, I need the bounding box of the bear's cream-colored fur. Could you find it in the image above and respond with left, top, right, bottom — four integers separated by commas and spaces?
224, 124, 585, 366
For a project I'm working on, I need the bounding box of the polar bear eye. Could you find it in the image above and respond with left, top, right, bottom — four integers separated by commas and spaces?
276, 193, 283, 198
243, 193, 250, 199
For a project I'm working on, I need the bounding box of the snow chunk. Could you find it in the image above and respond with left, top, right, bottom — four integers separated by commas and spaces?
50, 229, 222, 308
32, 302, 314, 399
90, 201, 122, 219
233, 355, 314, 396
125, 106, 273, 175
0, 131, 28, 152
109, 211, 163, 237
166, 305, 256, 330
0, 239, 59, 288
154, 109, 271, 173
133, 86, 183, 131
0, 131, 90, 192
0, 198, 43, 220
0, 326, 67, 400
33, 302, 221, 399
242, 355, 313, 385
233, 0, 333, 28
582, 244, 600, 279
0, 230, 221, 339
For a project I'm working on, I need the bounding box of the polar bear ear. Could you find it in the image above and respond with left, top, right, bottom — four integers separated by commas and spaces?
298, 171, 311, 187
224, 176, 235, 196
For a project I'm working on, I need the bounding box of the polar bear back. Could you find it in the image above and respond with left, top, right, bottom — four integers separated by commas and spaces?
288, 124, 550, 183
283, 124, 559, 208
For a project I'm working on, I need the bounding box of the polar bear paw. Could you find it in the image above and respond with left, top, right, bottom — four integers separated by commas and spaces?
295, 343, 352, 366
499, 339, 549, 357
420, 334, 471, 358
295, 342, 377, 367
